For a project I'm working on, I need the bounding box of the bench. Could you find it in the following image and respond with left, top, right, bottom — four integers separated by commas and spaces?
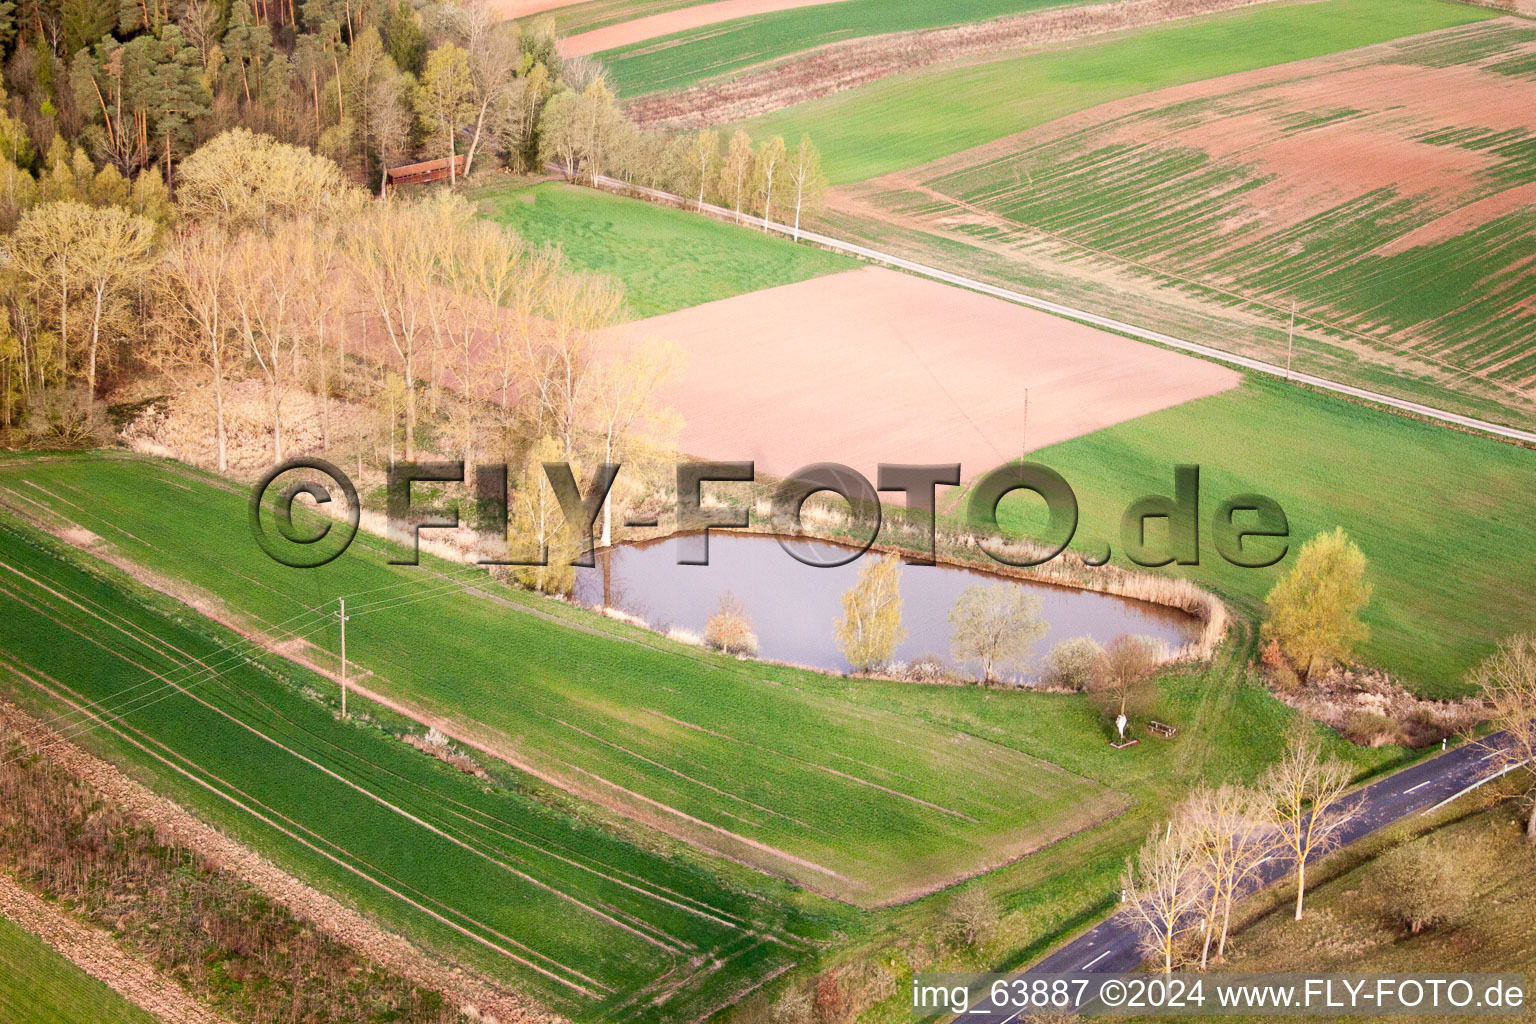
1147, 720, 1178, 738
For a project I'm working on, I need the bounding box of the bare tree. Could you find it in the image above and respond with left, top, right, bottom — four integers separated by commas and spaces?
1471, 634, 1536, 839
590, 338, 681, 547
293, 221, 345, 449
157, 225, 234, 472
228, 225, 306, 460
1265, 727, 1359, 921
947, 584, 1046, 684
458, 0, 519, 177
945, 884, 999, 948
348, 195, 469, 459
1089, 634, 1161, 731
1122, 821, 1204, 974
1179, 784, 1278, 968
529, 270, 624, 458
368, 70, 413, 196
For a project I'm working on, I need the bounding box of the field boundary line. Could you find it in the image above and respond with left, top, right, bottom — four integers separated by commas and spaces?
578, 173, 1536, 445
0, 872, 236, 1024
0, 697, 558, 1024
0, 657, 604, 999
0, 561, 686, 962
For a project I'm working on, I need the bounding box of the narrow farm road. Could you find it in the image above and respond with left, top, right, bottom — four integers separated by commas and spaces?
967, 735, 1515, 1021
584, 174, 1536, 446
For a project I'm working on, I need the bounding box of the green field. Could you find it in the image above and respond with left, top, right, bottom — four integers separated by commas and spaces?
0, 516, 825, 1020
738, 0, 1496, 183
0, 916, 160, 1024
0, 454, 1121, 907
547, 0, 714, 36
961, 377, 1536, 696
0, 452, 1416, 1019
594, 0, 1096, 97
473, 180, 855, 317
901, 17, 1536, 403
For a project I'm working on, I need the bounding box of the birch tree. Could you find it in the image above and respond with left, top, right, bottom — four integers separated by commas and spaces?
1123, 821, 1204, 974
835, 552, 905, 672
590, 338, 681, 547
7, 201, 91, 384
1265, 728, 1359, 921
1179, 784, 1278, 968
752, 134, 786, 227
719, 129, 752, 223
786, 134, 826, 241
74, 204, 155, 396
157, 225, 233, 471
687, 128, 718, 210
1471, 634, 1536, 839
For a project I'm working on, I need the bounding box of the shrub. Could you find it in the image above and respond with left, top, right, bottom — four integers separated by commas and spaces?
1365, 838, 1476, 933
1340, 710, 1401, 747
704, 593, 758, 657
771, 986, 815, 1024
945, 883, 999, 947
1042, 636, 1103, 690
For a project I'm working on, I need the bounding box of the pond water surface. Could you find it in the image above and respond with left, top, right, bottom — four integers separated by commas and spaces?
572, 534, 1198, 680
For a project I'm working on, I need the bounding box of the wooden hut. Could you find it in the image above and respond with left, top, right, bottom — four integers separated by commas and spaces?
384, 154, 468, 189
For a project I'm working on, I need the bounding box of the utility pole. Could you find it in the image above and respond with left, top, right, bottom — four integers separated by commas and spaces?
1021, 388, 1030, 465
1285, 299, 1296, 382
337, 597, 349, 718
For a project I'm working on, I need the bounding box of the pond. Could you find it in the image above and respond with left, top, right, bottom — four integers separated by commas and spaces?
573, 534, 1199, 680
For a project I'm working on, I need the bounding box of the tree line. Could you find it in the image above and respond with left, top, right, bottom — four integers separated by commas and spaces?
0, 0, 829, 211
1, 128, 679, 598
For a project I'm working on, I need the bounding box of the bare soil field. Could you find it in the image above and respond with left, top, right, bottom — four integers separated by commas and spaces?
560, 0, 849, 56
835, 18, 1536, 419
626, 0, 1281, 128
608, 265, 1239, 485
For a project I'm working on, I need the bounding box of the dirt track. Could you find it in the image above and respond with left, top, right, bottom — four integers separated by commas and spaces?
0, 870, 234, 1024
0, 699, 559, 1024
560, 0, 850, 56
608, 265, 1240, 485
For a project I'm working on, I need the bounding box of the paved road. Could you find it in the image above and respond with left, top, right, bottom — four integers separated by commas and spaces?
967, 736, 1515, 1022
585, 174, 1536, 447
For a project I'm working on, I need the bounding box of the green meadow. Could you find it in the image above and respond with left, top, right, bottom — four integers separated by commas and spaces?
737, 0, 1496, 183
0, 514, 824, 1020
963, 377, 1536, 696
0, 454, 1118, 906
472, 180, 854, 317
0, 916, 160, 1024
0, 451, 1415, 1018
595, 0, 1096, 96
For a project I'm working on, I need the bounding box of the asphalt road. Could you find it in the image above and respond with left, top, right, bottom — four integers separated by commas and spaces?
585, 174, 1536, 447
966, 736, 1514, 1022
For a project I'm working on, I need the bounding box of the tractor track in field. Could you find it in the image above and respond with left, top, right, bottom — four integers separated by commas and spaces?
0, 492, 856, 904
585, 173, 1536, 445
0, 693, 559, 1024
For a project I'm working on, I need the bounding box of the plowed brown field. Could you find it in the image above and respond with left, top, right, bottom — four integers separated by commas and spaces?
609, 266, 1239, 484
